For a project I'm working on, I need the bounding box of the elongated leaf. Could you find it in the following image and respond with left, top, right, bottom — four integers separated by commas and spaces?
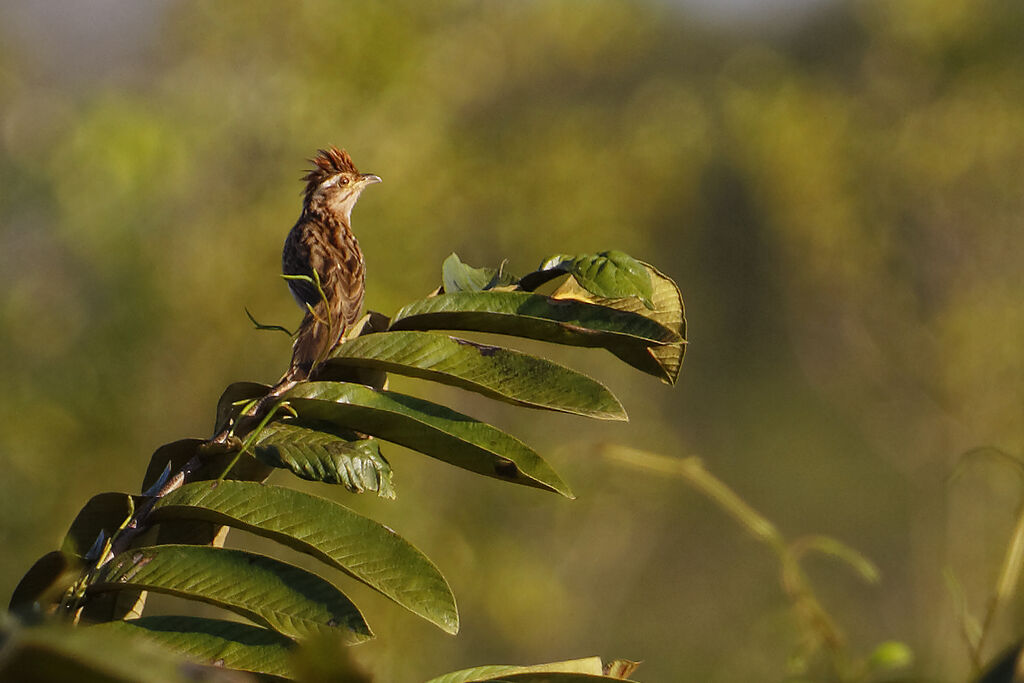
91, 545, 371, 643
0, 617, 216, 683
325, 330, 626, 421
487, 675, 639, 682
253, 421, 395, 497
427, 657, 605, 683
442, 253, 515, 293
537, 251, 654, 307
551, 262, 685, 384
391, 291, 677, 345
94, 616, 295, 678
150, 480, 458, 634
283, 382, 573, 497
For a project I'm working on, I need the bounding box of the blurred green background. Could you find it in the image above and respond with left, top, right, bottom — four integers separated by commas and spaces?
1, 0, 1021, 680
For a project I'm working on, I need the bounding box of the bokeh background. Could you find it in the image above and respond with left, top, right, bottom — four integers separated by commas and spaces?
1, 1, 1021, 680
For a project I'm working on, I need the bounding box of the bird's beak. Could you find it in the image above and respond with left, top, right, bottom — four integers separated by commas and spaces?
360, 173, 382, 185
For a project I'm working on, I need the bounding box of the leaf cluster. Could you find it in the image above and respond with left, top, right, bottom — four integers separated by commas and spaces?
6, 251, 683, 681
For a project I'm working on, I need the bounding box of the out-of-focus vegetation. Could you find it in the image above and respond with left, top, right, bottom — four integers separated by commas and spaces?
0, 1, 1020, 680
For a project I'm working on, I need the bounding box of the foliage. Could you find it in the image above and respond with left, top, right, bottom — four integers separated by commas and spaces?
6, 252, 682, 680
0, 0, 1021, 679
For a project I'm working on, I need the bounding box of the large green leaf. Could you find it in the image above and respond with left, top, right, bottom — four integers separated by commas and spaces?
283, 382, 573, 497
389, 291, 678, 349
253, 421, 395, 497
94, 616, 295, 678
551, 262, 686, 384
149, 480, 458, 634
324, 330, 626, 421
389, 291, 679, 380
90, 545, 371, 643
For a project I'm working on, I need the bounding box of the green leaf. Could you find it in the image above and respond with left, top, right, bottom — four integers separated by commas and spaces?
427, 657, 605, 683
390, 291, 678, 359
150, 480, 459, 634
253, 421, 395, 498
283, 381, 573, 498
325, 330, 626, 421
442, 253, 516, 293
0, 614, 215, 683
550, 262, 685, 384
538, 251, 654, 307
90, 545, 371, 643
94, 616, 296, 678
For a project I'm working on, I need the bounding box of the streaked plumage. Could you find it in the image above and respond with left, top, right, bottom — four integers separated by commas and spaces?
279, 147, 380, 385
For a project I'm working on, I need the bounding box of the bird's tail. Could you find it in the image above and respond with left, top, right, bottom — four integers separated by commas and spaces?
268, 304, 344, 397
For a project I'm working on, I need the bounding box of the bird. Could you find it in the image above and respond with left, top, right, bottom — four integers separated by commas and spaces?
275, 147, 380, 392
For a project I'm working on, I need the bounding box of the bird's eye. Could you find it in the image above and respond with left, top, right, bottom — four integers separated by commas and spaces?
338, 177, 349, 186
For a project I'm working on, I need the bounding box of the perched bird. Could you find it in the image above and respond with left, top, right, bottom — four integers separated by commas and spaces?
277, 147, 380, 390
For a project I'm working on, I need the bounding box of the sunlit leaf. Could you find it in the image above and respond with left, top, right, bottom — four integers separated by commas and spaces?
324, 330, 626, 420
442, 253, 515, 293
91, 545, 371, 642
551, 262, 685, 384
149, 480, 458, 634
427, 657, 605, 683
284, 381, 573, 497
535, 251, 654, 307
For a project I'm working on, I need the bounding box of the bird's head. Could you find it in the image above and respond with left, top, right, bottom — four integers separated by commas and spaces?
302, 147, 381, 221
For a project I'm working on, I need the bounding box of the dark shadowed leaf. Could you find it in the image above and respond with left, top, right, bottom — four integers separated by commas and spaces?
324, 330, 626, 420
0, 615, 220, 683
253, 421, 395, 497
8, 551, 82, 618
91, 545, 371, 643
94, 615, 295, 678
149, 480, 458, 634
283, 381, 573, 497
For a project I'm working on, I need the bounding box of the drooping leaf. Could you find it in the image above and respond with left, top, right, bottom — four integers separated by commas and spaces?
283, 381, 573, 497
389, 292, 679, 376
0, 615, 218, 683
8, 551, 82, 618
90, 545, 371, 643
149, 480, 459, 634
60, 492, 141, 560
324, 330, 626, 421
427, 657, 639, 683
550, 262, 685, 384
533, 251, 654, 308
94, 615, 296, 678
213, 381, 268, 435
253, 421, 395, 497
442, 253, 516, 293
